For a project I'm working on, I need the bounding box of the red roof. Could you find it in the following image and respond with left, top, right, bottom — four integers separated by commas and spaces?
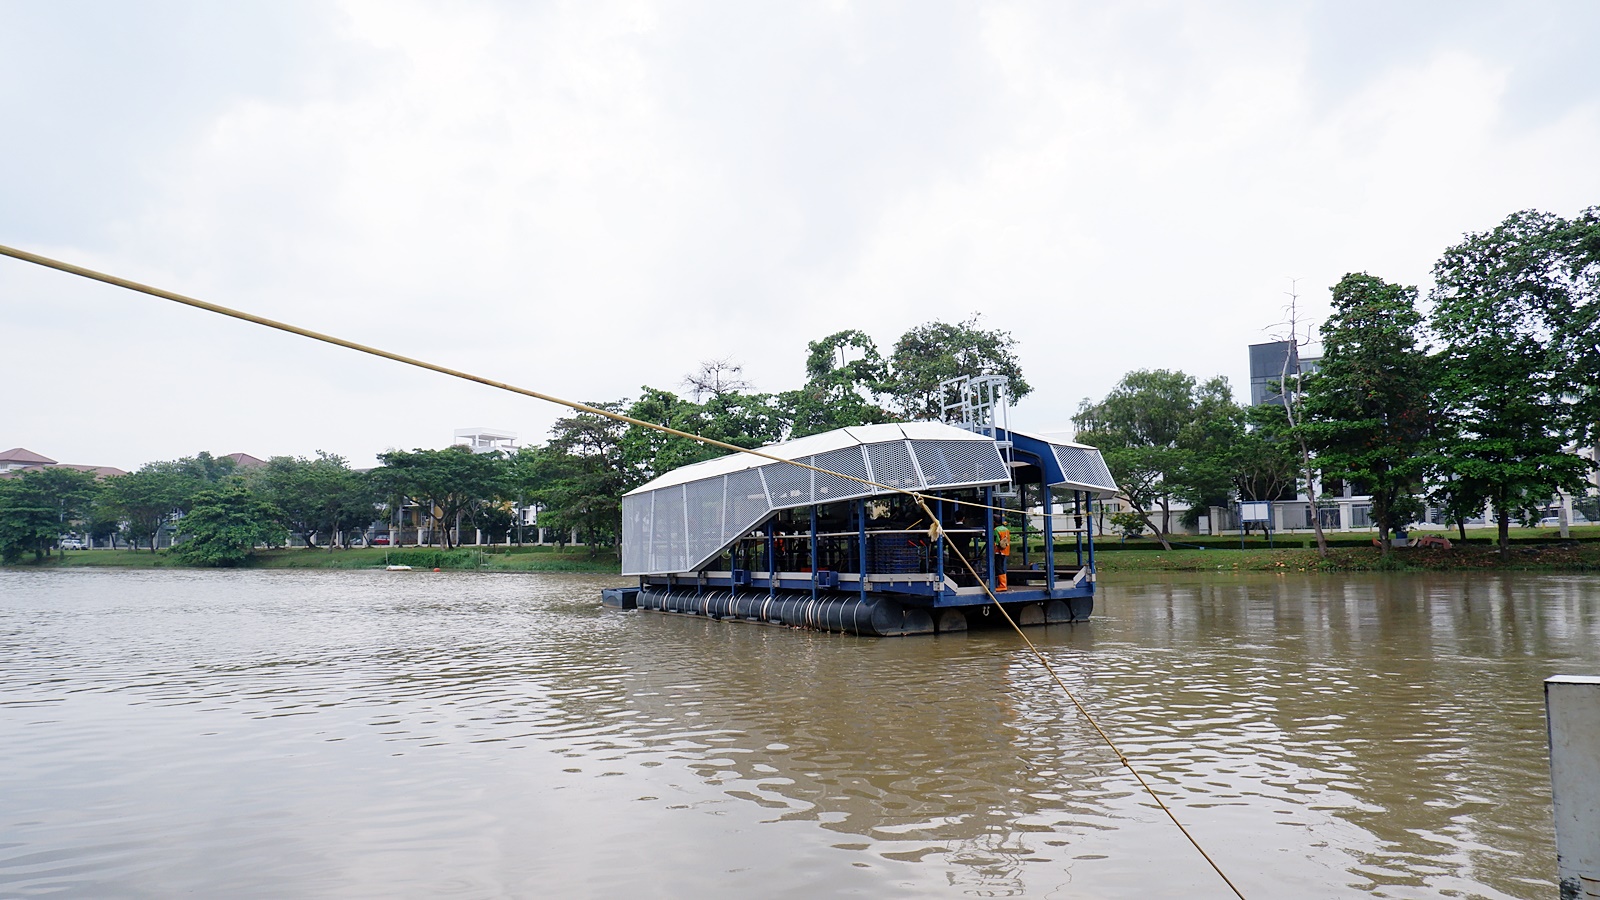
55, 463, 130, 479
0, 448, 56, 465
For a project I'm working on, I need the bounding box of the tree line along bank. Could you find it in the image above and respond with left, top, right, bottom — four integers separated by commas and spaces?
1, 316, 1030, 566
4, 206, 1596, 567
1075, 206, 1599, 559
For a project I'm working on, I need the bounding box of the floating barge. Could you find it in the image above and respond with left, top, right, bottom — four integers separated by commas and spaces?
602, 396, 1118, 636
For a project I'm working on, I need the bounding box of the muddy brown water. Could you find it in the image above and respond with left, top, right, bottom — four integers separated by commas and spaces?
2, 568, 1596, 897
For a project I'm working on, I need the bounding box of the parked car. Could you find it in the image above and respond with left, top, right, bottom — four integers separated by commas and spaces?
371, 537, 391, 546
58, 538, 86, 550
1538, 516, 1563, 528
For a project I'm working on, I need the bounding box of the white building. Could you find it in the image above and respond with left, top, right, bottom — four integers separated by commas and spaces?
452, 428, 518, 455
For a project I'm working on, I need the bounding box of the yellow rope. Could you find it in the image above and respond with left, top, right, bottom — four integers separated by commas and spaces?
0, 240, 1243, 898
913, 498, 1247, 899
0, 243, 1051, 523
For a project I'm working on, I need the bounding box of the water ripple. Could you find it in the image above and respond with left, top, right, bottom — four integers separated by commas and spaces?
2, 568, 1595, 897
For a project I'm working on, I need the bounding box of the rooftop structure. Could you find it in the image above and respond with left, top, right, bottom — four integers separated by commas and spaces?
0, 448, 125, 480
453, 428, 518, 455
0, 448, 56, 473
225, 452, 268, 470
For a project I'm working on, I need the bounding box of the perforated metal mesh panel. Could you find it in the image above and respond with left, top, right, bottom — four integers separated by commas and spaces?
622, 493, 649, 574
623, 436, 1019, 575
913, 440, 1007, 487
866, 441, 920, 493
724, 469, 768, 543
650, 485, 687, 573
1052, 445, 1117, 492
763, 460, 811, 507
813, 447, 869, 501
683, 476, 725, 573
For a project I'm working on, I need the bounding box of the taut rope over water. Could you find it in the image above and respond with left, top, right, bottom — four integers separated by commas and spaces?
0, 241, 1247, 898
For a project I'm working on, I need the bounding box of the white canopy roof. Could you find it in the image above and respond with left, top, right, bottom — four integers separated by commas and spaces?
625, 421, 989, 496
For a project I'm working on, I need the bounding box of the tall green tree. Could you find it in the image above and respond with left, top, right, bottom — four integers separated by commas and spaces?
1431, 210, 1595, 555
372, 446, 505, 549
780, 330, 896, 438
1237, 404, 1300, 505
1176, 375, 1247, 523
100, 462, 200, 551
173, 451, 238, 484
0, 467, 101, 562
174, 484, 286, 566
252, 453, 374, 549
532, 404, 631, 555
1300, 273, 1433, 555
1530, 207, 1600, 444
620, 386, 789, 484
886, 315, 1031, 420
1073, 369, 1235, 549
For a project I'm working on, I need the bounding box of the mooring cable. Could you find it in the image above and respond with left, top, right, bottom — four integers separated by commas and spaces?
915, 499, 1247, 898
0, 243, 1037, 522
0, 241, 1245, 897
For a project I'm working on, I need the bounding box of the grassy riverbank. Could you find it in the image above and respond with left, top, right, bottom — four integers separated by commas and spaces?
12, 533, 1600, 575
1064, 525, 1600, 572
1088, 543, 1600, 573
7, 545, 621, 573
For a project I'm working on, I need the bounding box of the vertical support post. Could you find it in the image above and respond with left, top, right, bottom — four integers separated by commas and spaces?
1548, 675, 1600, 899
766, 518, 776, 599
1074, 491, 1083, 563
857, 498, 867, 604
1020, 482, 1030, 568
935, 497, 945, 597
1082, 492, 1096, 576
1044, 485, 1055, 592
810, 505, 819, 602
984, 486, 995, 591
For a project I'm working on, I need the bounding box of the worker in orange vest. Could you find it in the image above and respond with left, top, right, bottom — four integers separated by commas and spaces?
994, 523, 1011, 591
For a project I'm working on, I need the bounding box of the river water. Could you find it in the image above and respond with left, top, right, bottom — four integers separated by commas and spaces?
1, 569, 1596, 898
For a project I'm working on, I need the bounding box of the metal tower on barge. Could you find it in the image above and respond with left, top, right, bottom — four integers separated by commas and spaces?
601, 376, 1118, 636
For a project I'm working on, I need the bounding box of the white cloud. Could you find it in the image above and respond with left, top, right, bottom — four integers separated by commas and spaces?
3, 0, 1598, 467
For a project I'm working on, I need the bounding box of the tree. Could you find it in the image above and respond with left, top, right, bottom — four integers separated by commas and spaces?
1176, 375, 1247, 524
372, 446, 505, 549
886, 314, 1031, 420
100, 463, 195, 551
0, 467, 101, 562
1073, 369, 1234, 549
1236, 405, 1300, 505
175, 484, 285, 566
252, 452, 373, 549
780, 330, 896, 438
174, 451, 238, 485
0, 478, 54, 564
504, 445, 550, 545
682, 357, 753, 401
1525, 207, 1600, 444
1431, 210, 1596, 555
623, 388, 727, 484
1300, 273, 1433, 555
474, 502, 515, 545
532, 404, 631, 555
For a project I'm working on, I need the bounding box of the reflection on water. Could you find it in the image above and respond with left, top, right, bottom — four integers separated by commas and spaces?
1, 569, 1595, 897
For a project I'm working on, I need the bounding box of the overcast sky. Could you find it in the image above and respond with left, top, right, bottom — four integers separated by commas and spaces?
4, 1, 1598, 470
